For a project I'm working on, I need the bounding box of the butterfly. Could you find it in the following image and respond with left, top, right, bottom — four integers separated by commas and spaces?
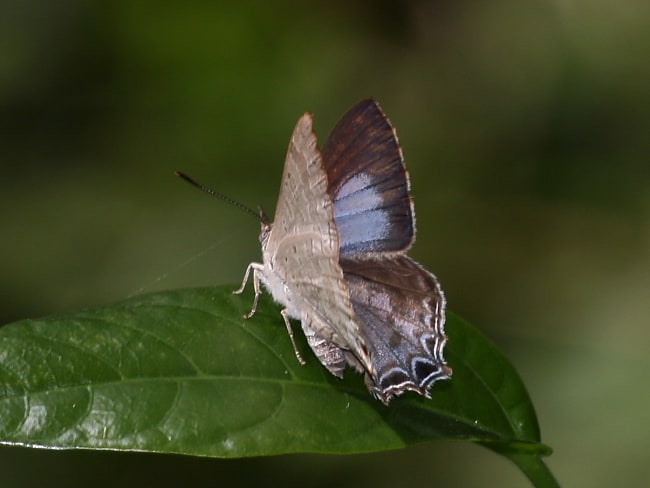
233, 99, 451, 404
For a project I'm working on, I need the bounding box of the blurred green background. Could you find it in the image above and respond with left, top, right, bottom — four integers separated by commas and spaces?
1, 1, 648, 486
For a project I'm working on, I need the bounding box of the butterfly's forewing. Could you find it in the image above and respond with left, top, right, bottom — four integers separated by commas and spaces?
321, 99, 451, 403
321, 99, 414, 254
264, 113, 373, 375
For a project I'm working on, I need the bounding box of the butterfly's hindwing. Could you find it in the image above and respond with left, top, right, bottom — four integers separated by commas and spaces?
301, 321, 347, 378
341, 255, 451, 403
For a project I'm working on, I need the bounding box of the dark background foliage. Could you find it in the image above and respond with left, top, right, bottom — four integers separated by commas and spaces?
1, 1, 648, 486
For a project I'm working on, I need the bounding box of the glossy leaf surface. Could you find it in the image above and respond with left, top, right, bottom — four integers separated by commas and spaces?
0, 286, 555, 485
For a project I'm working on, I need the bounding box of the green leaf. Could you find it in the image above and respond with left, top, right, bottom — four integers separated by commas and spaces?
0, 286, 556, 485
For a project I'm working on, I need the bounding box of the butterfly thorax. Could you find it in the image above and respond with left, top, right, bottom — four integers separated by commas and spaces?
257, 222, 303, 321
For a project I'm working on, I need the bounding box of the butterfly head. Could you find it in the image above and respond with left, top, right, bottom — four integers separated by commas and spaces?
258, 206, 272, 248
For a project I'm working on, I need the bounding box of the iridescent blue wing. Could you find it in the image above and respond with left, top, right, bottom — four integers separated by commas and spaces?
321, 99, 414, 255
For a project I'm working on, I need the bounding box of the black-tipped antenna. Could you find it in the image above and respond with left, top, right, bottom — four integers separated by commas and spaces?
175, 171, 261, 221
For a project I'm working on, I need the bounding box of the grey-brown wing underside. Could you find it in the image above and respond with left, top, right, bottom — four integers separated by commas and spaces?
266, 113, 373, 372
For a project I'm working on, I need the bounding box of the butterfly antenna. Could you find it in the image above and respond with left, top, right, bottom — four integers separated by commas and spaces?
175, 171, 261, 221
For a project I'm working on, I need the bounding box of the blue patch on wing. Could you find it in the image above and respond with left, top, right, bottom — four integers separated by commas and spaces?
321, 99, 414, 255
333, 174, 390, 254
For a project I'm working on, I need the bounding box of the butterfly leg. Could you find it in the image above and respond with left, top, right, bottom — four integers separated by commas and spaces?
280, 309, 306, 365
233, 262, 265, 319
